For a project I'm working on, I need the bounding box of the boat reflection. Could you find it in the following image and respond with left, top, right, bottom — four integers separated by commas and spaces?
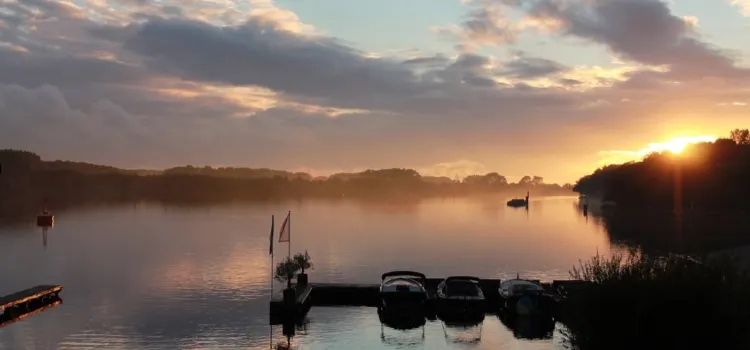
498, 313, 556, 340
379, 311, 426, 347
439, 314, 484, 344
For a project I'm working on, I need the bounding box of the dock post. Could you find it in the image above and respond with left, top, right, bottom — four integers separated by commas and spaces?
283, 287, 296, 313
297, 273, 308, 286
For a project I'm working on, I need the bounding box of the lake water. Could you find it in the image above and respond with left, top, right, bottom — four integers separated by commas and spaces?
0, 196, 616, 349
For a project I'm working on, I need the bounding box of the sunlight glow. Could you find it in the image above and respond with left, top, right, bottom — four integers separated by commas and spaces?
598, 135, 718, 166
643, 136, 718, 155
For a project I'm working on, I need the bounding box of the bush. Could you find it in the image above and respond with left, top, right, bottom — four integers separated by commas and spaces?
562, 251, 750, 350
293, 250, 313, 274
274, 258, 300, 289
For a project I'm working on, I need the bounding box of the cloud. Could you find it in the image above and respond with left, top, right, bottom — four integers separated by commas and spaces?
0, 0, 749, 183
502, 55, 568, 79
432, 0, 520, 49
514, 0, 748, 79
731, 0, 750, 16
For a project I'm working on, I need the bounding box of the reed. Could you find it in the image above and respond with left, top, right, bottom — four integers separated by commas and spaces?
562, 250, 750, 350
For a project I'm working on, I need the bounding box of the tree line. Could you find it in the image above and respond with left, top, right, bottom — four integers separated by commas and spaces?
0, 149, 573, 213
574, 128, 750, 209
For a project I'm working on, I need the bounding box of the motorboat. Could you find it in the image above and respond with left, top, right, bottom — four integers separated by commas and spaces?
379, 271, 427, 310
436, 276, 485, 320
499, 278, 552, 316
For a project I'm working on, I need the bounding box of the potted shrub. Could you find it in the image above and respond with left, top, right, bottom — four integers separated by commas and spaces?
275, 257, 301, 310
293, 250, 313, 285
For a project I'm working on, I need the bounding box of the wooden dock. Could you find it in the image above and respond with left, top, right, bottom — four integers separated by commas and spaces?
269, 278, 588, 323
0, 285, 63, 326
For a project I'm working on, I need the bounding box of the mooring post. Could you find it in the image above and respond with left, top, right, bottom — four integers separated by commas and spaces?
283, 287, 296, 313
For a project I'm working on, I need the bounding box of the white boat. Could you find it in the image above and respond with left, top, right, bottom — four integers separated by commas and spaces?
436, 276, 485, 321
379, 271, 427, 309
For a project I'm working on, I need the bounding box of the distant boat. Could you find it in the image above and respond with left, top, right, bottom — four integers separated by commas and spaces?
379, 271, 427, 310
36, 199, 54, 227
507, 192, 530, 207
436, 276, 485, 321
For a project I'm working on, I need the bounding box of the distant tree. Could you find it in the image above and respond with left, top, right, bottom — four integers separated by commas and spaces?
730, 129, 750, 145
484, 172, 508, 185
532, 176, 544, 186
518, 176, 532, 185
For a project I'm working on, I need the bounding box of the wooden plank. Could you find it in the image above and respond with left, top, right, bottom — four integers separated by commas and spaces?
296, 285, 312, 304
0, 285, 62, 309
0, 299, 62, 328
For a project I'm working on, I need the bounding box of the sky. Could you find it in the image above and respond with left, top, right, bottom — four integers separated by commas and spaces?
0, 0, 749, 184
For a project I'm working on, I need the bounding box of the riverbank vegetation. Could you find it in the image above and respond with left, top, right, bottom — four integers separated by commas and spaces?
0, 149, 572, 217
574, 128, 750, 209
562, 251, 750, 350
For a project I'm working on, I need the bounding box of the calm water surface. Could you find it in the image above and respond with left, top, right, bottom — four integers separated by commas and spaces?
0, 197, 612, 349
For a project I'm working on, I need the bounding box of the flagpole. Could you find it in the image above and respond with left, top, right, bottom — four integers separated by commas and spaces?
271, 215, 274, 285
269, 214, 275, 350
288, 211, 291, 260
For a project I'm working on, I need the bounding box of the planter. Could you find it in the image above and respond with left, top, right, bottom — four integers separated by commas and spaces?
283, 287, 296, 311
297, 273, 308, 286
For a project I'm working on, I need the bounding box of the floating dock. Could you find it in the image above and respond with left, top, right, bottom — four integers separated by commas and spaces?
270, 278, 588, 323
0, 285, 63, 327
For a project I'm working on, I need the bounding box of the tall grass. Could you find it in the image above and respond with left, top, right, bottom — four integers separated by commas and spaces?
561, 250, 750, 350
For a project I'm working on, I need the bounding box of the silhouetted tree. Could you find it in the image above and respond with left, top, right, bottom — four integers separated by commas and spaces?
730, 129, 750, 145
574, 129, 750, 209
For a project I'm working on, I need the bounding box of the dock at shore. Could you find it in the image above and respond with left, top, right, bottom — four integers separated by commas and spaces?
270, 278, 588, 323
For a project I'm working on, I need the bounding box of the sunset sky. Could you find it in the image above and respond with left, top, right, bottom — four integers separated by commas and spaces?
0, 0, 748, 183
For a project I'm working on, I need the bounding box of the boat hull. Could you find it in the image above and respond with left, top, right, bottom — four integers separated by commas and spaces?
500, 293, 558, 317
436, 297, 486, 322
379, 305, 426, 330
380, 291, 427, 309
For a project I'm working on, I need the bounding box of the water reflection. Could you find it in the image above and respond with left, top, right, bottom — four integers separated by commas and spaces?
380, 316, 425, 347
580, 197, 750, 255
0, 198, 604, 349
498, 313, 556, 340
441, 317, 484, 344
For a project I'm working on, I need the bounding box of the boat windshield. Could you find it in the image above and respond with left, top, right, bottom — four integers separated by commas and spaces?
446, 281, 480, 297
506, 281, 544, 294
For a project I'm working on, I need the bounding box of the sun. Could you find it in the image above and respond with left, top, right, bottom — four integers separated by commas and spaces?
642, 136, 717, 155
598, 135, 719, 166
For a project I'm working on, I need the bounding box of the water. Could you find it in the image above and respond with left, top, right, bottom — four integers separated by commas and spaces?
0, 197, 611, 349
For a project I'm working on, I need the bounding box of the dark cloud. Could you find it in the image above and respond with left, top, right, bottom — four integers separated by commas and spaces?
520, 0, 748, 79
0, 49, 147, 89
502, 56, 567, 79
88, 17, 575, 117
107, 18, 425, 111
402, 54, 450, 66
558, 78, 582, 86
